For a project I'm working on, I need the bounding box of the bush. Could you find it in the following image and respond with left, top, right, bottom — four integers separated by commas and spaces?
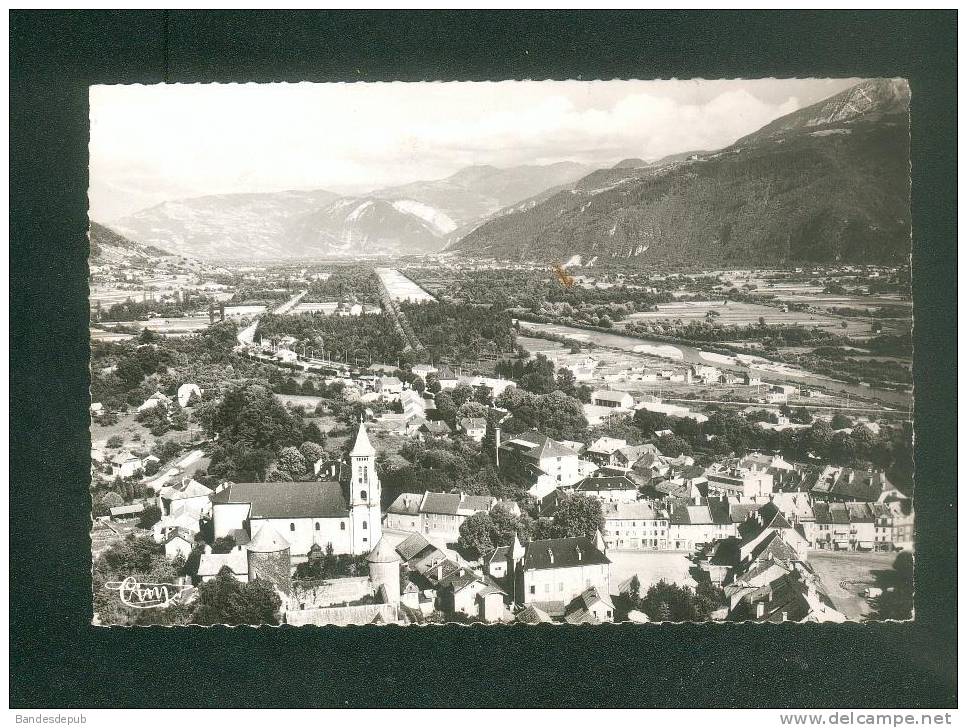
106, 435, 124, 449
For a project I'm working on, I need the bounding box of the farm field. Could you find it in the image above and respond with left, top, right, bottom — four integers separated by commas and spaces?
101, 315, 213, 336
375, 267, 436, 303
618, 300, 873, 338
91, 328, 136, 342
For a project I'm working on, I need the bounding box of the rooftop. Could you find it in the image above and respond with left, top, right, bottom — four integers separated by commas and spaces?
212, 481, 349, 519
522, 536, 610, 571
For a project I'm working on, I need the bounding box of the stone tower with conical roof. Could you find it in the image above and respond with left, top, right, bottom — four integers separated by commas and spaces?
247, 523, 292, 595
349, 421, 382, 555
367, 535, 401, 607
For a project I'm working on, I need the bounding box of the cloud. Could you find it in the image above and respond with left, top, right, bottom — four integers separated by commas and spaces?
89, 79, 859, 219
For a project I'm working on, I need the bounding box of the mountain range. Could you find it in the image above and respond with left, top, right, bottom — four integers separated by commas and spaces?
447, 78, 911, 267
102, 78, 911, 266
89, 220, 172, 264
110, 162, 591, 260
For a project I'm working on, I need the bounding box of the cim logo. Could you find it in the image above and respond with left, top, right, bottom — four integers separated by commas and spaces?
104, 577, 193, 609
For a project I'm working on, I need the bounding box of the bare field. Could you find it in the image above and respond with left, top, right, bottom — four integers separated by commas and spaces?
607, 550, 696, 593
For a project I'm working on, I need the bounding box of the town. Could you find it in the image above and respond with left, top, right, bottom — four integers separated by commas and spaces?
89, 252, 914, 626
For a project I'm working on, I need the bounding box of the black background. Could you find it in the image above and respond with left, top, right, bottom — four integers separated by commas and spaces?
9, 10, 957, 708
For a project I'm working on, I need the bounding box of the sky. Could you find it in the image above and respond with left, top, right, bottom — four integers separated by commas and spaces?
90, 78, 861, 221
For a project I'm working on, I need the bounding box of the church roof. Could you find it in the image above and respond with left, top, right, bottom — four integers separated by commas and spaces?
248, 523, 290, 553
367, 535, 401, 563
212, 481, 349, 519
351, 422, 376, 457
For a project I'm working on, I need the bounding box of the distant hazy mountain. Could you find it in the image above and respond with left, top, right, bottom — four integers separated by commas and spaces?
112, 190, 342, 261
89, 221, 172, 264
448, 79, 911, 267
112, 162, 592, 260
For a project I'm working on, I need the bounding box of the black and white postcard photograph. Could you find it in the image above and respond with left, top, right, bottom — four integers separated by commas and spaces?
9, 8, 957, 715
86, 76, 916, 627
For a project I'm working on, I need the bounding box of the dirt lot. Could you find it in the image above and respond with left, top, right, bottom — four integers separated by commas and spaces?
808, 550, 900, 621
607, 550, 696, 594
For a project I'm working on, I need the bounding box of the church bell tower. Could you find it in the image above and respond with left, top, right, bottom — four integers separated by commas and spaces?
349, 421, 382, 555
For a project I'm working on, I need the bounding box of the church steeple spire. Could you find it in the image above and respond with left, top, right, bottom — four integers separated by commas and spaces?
351, 420, 376, 457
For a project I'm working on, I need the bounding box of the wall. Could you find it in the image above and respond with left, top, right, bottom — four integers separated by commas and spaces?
248, 549, 291, 594
522, 563, 610, 606
284, 603, 398, 626
257, 516, 353, 558
213, 502, 252, 539
291, 576, 372, 609
603, 518, 669, 550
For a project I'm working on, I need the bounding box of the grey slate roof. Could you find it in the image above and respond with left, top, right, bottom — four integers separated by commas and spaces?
212, 481, 349, 519
522, 537, 610, 571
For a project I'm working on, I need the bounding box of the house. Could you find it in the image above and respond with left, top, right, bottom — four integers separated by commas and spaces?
377, 376, 404, 398
211, 422, 383, 559
613, 443, 660, 471
572, 475, 639, 503
602, 500, 670, 550
563, 586, 615, 624
387, 491, 499, 542
809, 466, 901, 503
499, 430, 587, 489
385, 492, 424, 533
739, 452, 795, 472
667, 497, 736, 551
514, 536, 611, 610
152, 506, 202, 544
700, 501, 811, 586
419, 420, 452, 439
705, 465, 774, 500
137, 391, 171, 413
514, 604, 554, 624
584, 437, 628, 467
483, 545, 511, 578
727, 565, 845, 623
692, 365, 721, 383
110, 451, 149, 479
177, 383, 202, 408
458, 417, 487, 443
90, 402, 104, 416
274, 348, 299, 364
419, 491, 497, 542
590, 390, 634, 410
158, 478, 213, 517
742, 372, 763, 386
454, 375, 516, 399
400, 389, 426, 421
439, 570, 507, 622
196, 547, 250, 582
411, 364, 438, 379
164, 527, 195, 560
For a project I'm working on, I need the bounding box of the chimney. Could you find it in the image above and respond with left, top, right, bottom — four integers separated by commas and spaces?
755, 601, 766, 618
780, 611, 788, 622
203, 544, 212, 554
437, 564, 444, 580
576, 547, 583, 562
547, 548, 554, 565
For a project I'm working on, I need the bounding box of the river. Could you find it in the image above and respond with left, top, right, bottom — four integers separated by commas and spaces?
518, 320, 913, 410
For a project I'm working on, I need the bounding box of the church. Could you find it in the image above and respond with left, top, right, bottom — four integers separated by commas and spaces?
211, 422, 383, 560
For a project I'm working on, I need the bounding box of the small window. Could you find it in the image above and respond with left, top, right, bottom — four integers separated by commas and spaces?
362, 521, 368, 530
314, 523, 320, 531
360, 489, 367, 500
289, 523, 295, 532
340, 522, 346, 531
529, 585, 535, 595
